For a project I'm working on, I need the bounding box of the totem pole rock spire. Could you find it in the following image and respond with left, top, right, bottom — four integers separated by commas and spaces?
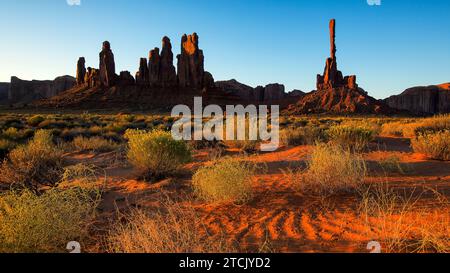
316, 19, 357, 90
330, 19, 336, 60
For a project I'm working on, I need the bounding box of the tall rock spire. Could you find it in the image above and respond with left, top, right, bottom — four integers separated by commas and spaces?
177, 33, 206, 89
316, 19, 357, 90
330, 19, 336, 60
99, 41, 116, 87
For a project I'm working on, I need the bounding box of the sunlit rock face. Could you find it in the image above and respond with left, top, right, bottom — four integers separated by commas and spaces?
177, 33, 206, 89
385, 84, 450, 114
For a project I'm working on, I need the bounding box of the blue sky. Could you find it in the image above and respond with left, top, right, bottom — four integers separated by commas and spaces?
0, 0, 449, 99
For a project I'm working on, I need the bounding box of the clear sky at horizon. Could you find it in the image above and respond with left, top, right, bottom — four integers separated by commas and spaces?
0, 0, 449, 99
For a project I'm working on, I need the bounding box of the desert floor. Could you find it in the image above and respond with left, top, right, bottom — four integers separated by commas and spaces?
64, 135, 449, 253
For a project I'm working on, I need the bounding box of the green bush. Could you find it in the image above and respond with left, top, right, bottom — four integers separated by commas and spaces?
412, 131, 450, 161
192, 158, 256, 204
0, 187, 99, 253
125, 129, 191, 178
0, 130, 64, 192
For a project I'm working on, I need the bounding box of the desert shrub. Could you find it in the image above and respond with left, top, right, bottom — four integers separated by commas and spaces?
60, 127, 89, 141
281, 126, 325, 146
291, 143, 367, 195
61, 163, 105, 187
107, 198, 234, 253
381, 121, 408, 137
230, 140, 259, 154
119, 114, 136, 123
0, 187, 99, 253
125, 129, 191, 178
0, 139, 16, 159
341, 120, 382, 136
72, 136, 119, 153
412, 131, 450, 161
327, 124, 375, 152
87, 126, 105, 136
192, 158, 256, 204
358, 184, 450, 253
0, 130, 64, 192
402, 115, 450, 138
379, 155, 405, 174
415, 114, 450, 135
2, 127, 22, 141
27, 115, 45, 127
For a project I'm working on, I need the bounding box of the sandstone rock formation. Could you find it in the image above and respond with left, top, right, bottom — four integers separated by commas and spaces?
135, 58, 149, 85
215, 79, 254, 99
85, 67, 100, 88
215, 79, 287, 103
384, 83, 450, 114
286, 19, 391, 115
99, 41, 116, 87
148, 48, 160, 86
316, 19, 358, 90
119, 71, 135, 86
76, 57, 86, 85
264, 84, 285, 101
0, 83, 9, 102
159, 36, 177, 87
8, 76, 76, 104
177, 33, 210, 89
286, 87, 388, 115
288, 89, 306, 97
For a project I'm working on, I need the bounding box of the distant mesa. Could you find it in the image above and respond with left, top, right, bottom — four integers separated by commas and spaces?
215, 79, 303, 106
8, 76, 76, 105
385, 83, 450, 115
0, 82, 9, 102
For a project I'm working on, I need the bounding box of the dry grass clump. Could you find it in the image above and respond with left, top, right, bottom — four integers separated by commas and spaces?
0, 187, 99, 253
125, 129, 191, 179
27, 115, 46, 127
228, 140, 259, 154
379, 155, 405, 174
359, 184, 450, 253
327, 124, 375, 152
340, 119, 382, 136
381, 121, 409, 137
411, 130, 450, 161
414, 114, 450, 134
280, 126, 324, 146
289, 143, 367, 195
107, 198, 235, 253
0, 139, 16, 159
72, 136, 119, 153
192, 158, 256, 204
0, 130, 64, 192
401, 114, 450, 138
